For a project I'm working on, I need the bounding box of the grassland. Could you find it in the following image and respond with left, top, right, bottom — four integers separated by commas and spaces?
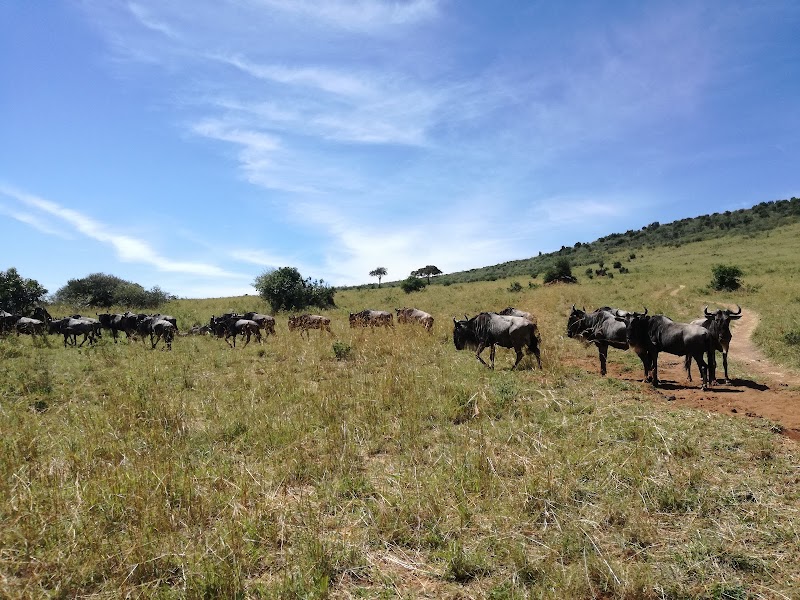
1, 223, 799, 598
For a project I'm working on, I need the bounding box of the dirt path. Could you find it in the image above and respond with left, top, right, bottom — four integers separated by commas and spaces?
596, 304, 800, 441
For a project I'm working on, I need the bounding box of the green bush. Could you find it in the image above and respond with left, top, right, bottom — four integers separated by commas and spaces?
507, 281, 523, 293
253, 267, 336, 312
784, 330, 800, 346
543, 258, 574, 284
710, 265, 743, 291
332, 341, 352, 360
400, 276, 426, 294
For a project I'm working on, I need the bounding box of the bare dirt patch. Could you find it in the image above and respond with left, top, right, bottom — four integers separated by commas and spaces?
580, 308, 800, 441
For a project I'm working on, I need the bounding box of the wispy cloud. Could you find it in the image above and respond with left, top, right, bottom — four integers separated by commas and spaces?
246, 0, 440, 33
1, 186, 246, 279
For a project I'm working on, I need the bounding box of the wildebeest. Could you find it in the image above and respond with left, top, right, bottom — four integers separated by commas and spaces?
566, 305, 629, 376
497, 307, 536, 323
288, 314, 332, 337
0, 310, 18, 334
150, 318, 177, 350
349, 310, 393, 328
49, 317, 101, 347
618, 310, 713, 390
14, 317, 46, 336
97, 312, 139, 343
243, 312, 276, 336
685, 305, 742, 384
209, 314, 262, 347
453, 312, 542, 370
395, 307, 434, 331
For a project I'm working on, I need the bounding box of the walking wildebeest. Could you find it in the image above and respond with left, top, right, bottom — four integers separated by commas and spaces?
243, 312, 276, 336
288, 314, 332, 337
150, 318, 177, 350
349, 310, 393, 328
97, 312, 139, 342
566, 305, 629, 376
617, 309, 713, 390
50, 317, 101, 347
685, 305, 742, 384
14, 317, 46, 337
395, 307, 434, 331
453, 312, 542, 370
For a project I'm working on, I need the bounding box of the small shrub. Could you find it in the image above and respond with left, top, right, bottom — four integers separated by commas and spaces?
710, 265, 743, 291
612, 261, 622, 269
543, 258, 574, 284
507, 281, 522, 293
332, 341, 352, 360
629, 253, 636, 260
784, 330, 800, 346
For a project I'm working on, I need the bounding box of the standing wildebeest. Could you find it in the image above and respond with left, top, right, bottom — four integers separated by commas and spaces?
209, 314, 262, 348
288, 314, 332, 337
453, 312, 542, 370
619, 310, 713, 390
685, 305, 742, 384
349, 310, 393, 328
49, 317, 101, 347
1, 310, 18, 335
243, 312, 276, 336
566, 305, 629, 376
395, 307, 434, 331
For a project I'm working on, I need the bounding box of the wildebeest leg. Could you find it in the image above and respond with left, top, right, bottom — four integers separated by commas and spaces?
474, 342, 490, 368
684, 355, 693, 382
650, 352, 660, 386
512, 347, 524, 370
242, 330, 251, 348
722, 351, 729, 383
597, 341, 608, 376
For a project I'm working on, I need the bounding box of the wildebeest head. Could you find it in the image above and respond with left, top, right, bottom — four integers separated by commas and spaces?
566, 305, 588, 338
702, 305, 741, 347
452, 316, 478, 351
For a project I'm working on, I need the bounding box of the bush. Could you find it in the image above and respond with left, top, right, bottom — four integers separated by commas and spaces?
784, 330, 800, 346
613, 261, 622, 269
543, 258, 573, 284
710, 265, 743, 291
0, 268, 48, 313
507, 282, 523, 293
332, 341, 352, 360
400, 276, 426, 294
253, 267, 336, 312
52, 272, 174, 309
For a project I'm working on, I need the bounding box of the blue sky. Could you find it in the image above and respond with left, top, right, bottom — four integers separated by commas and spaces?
2, 1, 798, 298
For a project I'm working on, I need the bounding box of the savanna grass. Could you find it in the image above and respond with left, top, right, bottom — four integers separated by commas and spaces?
2, 223, 800, 597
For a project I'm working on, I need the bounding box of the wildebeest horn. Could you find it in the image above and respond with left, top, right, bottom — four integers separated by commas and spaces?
729, 304, 743, 319
453, 317, 457, 324
642, 307, 648, 316
704, 305, 713, 317
464, 314, 469, 320
571, 304, 575, 312
731, 304, 742, 315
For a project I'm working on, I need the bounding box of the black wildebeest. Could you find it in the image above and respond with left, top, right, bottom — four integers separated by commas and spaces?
453, 312, 542, 370
566, 306, 629, 376
50, 317, 101, 347
97, 312, 139, 343
618, 310, 713, 390
685, 305, 742, 384
209, 315, 262, 347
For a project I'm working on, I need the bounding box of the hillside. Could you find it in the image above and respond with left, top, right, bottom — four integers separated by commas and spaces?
373, 197, 800, 287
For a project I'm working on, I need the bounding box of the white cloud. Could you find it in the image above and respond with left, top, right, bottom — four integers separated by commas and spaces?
1, 186, 247, 279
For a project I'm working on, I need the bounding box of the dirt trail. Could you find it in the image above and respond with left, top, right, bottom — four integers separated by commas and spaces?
595, 303, 800, 441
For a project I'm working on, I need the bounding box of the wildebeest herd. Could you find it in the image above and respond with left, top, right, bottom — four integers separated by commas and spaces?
1, 301, 741, 390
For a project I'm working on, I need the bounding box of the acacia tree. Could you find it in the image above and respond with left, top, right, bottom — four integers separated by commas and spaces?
411, 265, 442, 283
253, 267, 335, 312
0, 268, 48, 314
369, 267, 387, 288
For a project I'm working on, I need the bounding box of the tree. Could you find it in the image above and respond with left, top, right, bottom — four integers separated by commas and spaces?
411, 265, 443, 283
710, 265, 743, 291
253, 267, 336, 312
369, 267, 387, 288
0, 268, 48, 314
53, 273, 175, 308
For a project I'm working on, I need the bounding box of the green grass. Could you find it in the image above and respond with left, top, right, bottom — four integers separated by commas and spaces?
2, 223, 800, 598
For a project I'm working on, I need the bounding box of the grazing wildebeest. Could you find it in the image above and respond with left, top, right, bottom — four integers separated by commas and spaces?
288, 314, 332, 337
685, 305, 742, 384
243, 312, 276, 335
349, 310, 393, 328
566, 305, 629, 376
453, 312, 542, 370
618, 310, 713, 390
395, 307, 434, 331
